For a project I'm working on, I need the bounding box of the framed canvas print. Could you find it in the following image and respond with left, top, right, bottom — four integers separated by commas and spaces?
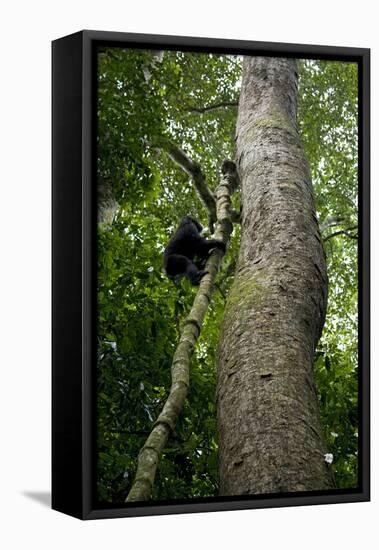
52, 30, 370, 519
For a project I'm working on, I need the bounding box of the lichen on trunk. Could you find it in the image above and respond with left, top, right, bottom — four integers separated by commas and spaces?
217, 57, 334, 495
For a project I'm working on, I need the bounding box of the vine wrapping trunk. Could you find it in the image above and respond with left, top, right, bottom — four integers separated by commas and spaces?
126, 160, 238, 502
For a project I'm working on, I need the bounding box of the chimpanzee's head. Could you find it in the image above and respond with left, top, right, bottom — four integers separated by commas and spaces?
180, 216, 203, 233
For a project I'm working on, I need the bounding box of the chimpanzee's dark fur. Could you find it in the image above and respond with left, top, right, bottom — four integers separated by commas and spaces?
163, 216, 226, 285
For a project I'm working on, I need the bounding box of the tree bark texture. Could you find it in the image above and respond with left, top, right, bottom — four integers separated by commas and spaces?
217, 57, 334, 495
97, 179, 118, 224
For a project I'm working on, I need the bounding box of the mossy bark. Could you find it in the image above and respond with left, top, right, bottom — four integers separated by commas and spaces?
217, 57, 334, 495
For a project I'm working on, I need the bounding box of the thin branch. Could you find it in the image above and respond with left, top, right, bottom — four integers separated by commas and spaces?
221, 159, 240, 193
158, 140, 241, 232
185, 101, 239, 114
323, 225, 358, 242
218, 257, 237, 287
320, 216, 346, 232
222, 160, 240, 223
125, 161, 238, 502
108, 430, 150, 436
166, 143, 217, 230
214, 282, 227, 300
231, 209, 241, 223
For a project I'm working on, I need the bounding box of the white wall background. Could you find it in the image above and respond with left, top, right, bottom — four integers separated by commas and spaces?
0, 1, 376, 548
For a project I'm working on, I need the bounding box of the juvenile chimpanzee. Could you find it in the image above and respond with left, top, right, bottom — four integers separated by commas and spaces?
164, 216, 226, 285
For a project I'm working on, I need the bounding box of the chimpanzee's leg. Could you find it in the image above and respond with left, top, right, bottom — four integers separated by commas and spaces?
165, 254, 207, 286
185, 259, 208, 285
194, 256, 207, 270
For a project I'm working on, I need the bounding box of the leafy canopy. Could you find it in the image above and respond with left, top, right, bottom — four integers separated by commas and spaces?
96, 49, 358, 502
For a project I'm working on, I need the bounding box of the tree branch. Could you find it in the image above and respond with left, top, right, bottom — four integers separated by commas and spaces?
214, 282, 227, 300
125, 161, 239, 502
166, 143, 217, 231
323, 225, 358, 242
230, 210, 241, 223
185, 101, 239, 114
217, 256, 237, 287
320, 216, 346, 232
166, 144, 241, 230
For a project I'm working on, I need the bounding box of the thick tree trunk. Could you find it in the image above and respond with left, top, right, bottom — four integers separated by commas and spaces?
217, 57, 334, 495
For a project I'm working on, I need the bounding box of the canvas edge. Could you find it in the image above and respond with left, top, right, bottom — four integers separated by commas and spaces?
52, 30, 370, 520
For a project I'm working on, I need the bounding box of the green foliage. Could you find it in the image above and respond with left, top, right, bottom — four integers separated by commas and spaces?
97, 48, 165, 205
96, 50, 358, 502
96, 48, 240, 503
299, 60, 359, 487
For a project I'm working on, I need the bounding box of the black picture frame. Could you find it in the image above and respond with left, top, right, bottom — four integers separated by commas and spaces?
52, 30, 370, 520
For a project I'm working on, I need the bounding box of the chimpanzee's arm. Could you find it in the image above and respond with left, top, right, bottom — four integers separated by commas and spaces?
196, 238, 226, 257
